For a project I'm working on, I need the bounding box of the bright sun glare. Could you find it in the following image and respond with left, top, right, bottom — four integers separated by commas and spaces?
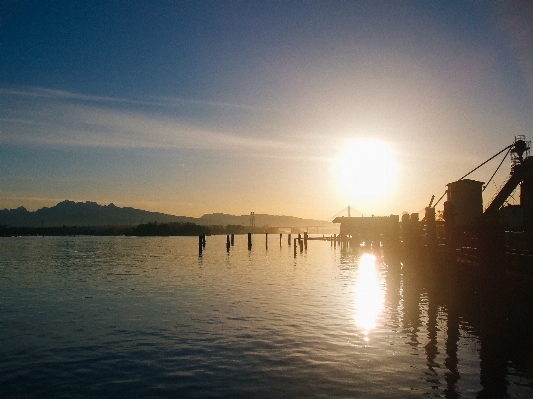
335, 139, 397, 203
354, 253, 384, 339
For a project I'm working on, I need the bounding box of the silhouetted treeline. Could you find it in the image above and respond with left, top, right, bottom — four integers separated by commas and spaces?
0, 224, 129, 237
128, 222, 209, 236
0, 222, 280, 237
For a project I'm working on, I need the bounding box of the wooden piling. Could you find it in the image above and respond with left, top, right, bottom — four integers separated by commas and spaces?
304, 232, 308, 250
279, 234, 282, 247
443, 201, 456, 260
248, 233, 252, 250
198, 235, 203, 256
293, 238, 297, 257
288, 234, 291, 246
231, 234, 234, 246
425, 207, 437, 248
226, 235, 230, 252
266, 233, 268, 250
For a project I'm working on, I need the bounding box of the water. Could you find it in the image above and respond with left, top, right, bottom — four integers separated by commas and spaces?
1, 235, 532, 398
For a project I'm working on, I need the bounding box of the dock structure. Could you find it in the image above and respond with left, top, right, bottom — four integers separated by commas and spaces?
441, 136, 533, 267
332, 214, 400, 248
201, 137, 533, 272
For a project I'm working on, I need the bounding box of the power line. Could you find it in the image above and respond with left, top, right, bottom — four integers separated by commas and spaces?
483, 147, 511, 192
458, 145, 512, 181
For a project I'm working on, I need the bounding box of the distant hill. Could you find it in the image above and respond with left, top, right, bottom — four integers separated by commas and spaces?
0, 200, 335, 229
0, 200, 195, 227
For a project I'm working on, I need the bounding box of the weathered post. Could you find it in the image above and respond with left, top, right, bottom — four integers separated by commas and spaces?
265, 233, 268, 250
383, 214, 400, 251
304, 232, 308, 250
293, 238, 297, 257
443, 201, 456, 260
248, 233, 252, 250
231, 234, 234, 246
226, 235, 230, 252
202, 234, 206, 249
425, 207, 437, 249
198, 235, 203, 256
333, 234, 337, 248
288, 234, 291, 246
279, 233, 282, 247
298, 233, 302, 248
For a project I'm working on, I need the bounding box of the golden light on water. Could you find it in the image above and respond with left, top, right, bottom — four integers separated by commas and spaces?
354, 253, 384, 340
334, 139, 397, 204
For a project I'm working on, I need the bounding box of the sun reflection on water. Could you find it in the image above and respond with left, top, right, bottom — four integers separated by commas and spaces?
354, 253, 384, 340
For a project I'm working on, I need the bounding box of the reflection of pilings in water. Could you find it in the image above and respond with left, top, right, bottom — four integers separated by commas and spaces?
423, 253, 447, 396
424, 272, 441, 392
444, 262, 460, 399
401, 260, 422, 355
384, 256, 402, 345
477, 265, 509, 398
396, 240, 533, 398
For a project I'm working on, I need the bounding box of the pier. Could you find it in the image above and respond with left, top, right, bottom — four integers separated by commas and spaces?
198, 136, 533, 280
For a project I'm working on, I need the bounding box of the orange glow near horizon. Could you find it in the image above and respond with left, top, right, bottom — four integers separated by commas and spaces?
354, 253, 384, 339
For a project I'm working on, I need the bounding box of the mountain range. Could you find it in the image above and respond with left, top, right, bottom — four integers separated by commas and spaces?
0, 200, 334, 229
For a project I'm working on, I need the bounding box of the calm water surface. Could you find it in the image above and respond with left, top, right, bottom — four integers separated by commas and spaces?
1, 235, 532, 398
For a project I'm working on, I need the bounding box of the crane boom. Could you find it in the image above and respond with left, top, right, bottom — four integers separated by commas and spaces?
483, 157, 533, 221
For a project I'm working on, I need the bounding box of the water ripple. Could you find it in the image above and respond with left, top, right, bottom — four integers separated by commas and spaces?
1, 236, 532, 398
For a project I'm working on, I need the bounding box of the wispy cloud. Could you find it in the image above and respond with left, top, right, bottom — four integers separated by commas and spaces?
0, 86, 295, 155
0, 117, 40, 125
0, 87, 270, 111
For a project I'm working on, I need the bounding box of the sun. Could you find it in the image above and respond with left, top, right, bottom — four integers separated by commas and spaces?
334, 139, 397, 203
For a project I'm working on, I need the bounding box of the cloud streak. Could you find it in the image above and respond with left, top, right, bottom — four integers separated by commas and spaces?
0, 87, 271, 111
0, 87, 295, 155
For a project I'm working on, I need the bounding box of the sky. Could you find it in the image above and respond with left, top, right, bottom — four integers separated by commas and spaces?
1, 0, 533, 220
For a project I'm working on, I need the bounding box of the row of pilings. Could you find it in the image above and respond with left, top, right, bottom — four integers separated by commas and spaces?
198, 232, 312, 257
197, 215, 509, 271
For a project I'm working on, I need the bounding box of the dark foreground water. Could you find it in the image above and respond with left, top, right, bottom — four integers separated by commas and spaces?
1, 235, 532, 398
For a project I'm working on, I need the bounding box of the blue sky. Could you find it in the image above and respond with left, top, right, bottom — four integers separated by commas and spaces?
2, 1, 533, 219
